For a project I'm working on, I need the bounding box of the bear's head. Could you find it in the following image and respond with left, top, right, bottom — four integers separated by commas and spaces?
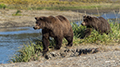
81, 16, 93, 28
33, 16, 47, 30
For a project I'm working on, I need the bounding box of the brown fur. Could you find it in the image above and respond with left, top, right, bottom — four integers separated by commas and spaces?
33, 15, 73, 52
81, 16, 111, 38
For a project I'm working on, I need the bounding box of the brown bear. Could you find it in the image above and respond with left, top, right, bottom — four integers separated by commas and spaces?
81, 16, 111, 38
33, 15, 73, 52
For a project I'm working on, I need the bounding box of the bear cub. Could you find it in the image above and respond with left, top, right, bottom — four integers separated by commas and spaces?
33, 15, 73, 52
81, 16, 111, 38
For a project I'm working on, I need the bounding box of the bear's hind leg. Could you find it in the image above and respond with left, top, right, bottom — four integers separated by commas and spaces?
65, 35, 73, 47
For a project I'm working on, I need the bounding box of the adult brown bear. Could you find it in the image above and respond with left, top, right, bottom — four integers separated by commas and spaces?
81, 16, 111, 38
33, 15, 73, 52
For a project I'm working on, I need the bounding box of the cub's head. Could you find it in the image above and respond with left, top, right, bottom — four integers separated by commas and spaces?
81, 16, 93, 27
33, 16, 46, 30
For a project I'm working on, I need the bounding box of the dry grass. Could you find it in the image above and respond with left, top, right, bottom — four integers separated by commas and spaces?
0, 0, 120, 10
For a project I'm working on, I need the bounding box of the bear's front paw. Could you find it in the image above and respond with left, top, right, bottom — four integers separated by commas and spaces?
66, 44, 72, 47
55, 46, 61, 50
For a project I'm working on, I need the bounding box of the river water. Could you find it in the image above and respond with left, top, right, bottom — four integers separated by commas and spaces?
0, 27, 41, 63
0, 11, 120, 64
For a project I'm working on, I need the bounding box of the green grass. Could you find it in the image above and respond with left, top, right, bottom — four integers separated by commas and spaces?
35, 5, 102, 11
9, 42, 42, 62
10, 21, 120, 63
0, 0, 120, 10
72, 21, 120, 44
0, 3, 6, 9
12, 10, 22, 16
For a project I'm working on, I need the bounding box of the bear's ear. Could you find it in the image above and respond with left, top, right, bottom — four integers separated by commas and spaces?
39, 17, 44, 20
35, 17, 38, 20
35, 17, 46, 20
83, 16, 87, 18
87, 16, 92, 19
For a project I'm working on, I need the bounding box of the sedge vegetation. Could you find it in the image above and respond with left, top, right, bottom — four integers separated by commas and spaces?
0, 0, 120, 10
10, 20, 120, 63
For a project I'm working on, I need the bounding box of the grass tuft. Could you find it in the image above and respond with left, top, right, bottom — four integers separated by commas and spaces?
72, 21, 120, 44
10, 42, 42, 63
0, 3, 6, 9
12, 10, 22, 16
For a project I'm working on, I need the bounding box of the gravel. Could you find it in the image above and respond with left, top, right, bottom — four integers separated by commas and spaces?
0, 9, 86, 28
0, 45, 120, 67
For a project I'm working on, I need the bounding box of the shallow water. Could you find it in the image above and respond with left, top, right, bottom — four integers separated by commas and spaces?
0, 27, 41, 64
101, 11, 120, 23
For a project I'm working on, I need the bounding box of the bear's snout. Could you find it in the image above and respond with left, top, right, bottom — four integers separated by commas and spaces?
33, 27, 37, 30
81, 23, 83, 26
81, 22, 86, 26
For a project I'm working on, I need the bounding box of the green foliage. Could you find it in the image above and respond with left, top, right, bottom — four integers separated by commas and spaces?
72, 23, 86, 38
12, 10, 22, 16
0, 0, 120, 10
72, 22, 120, 44
10, 39, 56, 63
35, 5, 102, 11
0, 3, 6, 9
10, 42, 42, 63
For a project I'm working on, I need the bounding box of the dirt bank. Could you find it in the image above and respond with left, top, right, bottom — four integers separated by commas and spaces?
0, 9, 85, 28
72, 8, 120, 14
0, 44, 120, 67
0, 8, 118, 28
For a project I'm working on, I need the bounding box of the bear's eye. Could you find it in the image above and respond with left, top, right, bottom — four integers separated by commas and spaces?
84, 19, 88, 22
36, 22, 38, 24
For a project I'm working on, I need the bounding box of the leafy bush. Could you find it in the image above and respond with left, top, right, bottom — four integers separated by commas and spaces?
12, 10, 22, 16
10, 42, 43, 63
0, 3, 6, 9
0, 0, 119, 10
72, 22, 120, 44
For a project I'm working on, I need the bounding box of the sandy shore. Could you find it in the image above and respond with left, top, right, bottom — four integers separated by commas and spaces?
0, 9, 86, 28
0, 8, 118, 28
0, 44, 120, 67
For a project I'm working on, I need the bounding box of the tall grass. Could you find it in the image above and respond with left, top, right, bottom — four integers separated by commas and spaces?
10, 20, 120, 63
10, 39, 56, 63
0, 3, 6, 9
10, 42, 42, 62
72, 21, 120, 44
0, 0, 120, 10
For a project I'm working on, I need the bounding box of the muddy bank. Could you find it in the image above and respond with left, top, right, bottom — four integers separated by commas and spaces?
0, 8, 118, 28
72, 8, 120, 14
0, 44, 120, 67
0, 9, 86, 28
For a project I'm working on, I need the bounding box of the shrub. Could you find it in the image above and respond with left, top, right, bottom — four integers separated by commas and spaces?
0, 3, 6, 9
10, 42, 42, 63
12, 10, 22, 16
72, 22, 120, 44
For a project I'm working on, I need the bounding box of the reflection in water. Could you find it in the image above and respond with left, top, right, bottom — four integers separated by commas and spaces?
101, 12, 120, 23
0, 27, 41, 64
101, 12, 120, 19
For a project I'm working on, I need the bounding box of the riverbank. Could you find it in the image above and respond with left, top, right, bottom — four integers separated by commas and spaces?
0, 8, 119, 28
0, 9, 85, 28
0, 44, 120, 67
